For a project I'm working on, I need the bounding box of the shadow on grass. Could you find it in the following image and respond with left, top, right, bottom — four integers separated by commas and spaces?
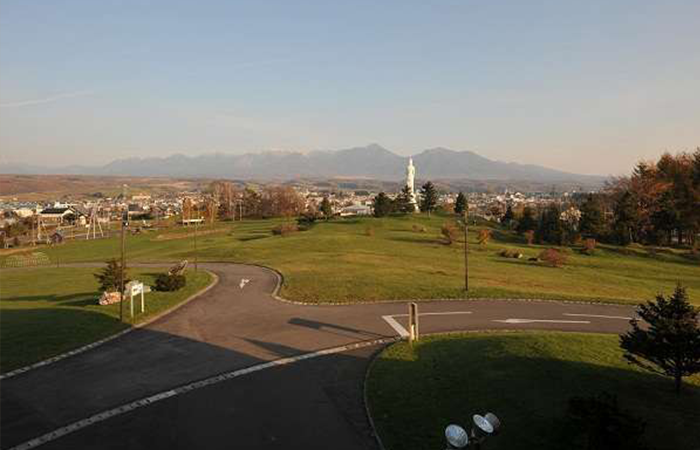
491, 228, 526, 245
2, 292, 99, 303
237, 235, 270, 242
388, 236, 440, 245
0, 307, 126, 372
368, 336, 700, 450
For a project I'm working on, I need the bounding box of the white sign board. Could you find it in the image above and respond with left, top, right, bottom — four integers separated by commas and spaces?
126, 281, 146, 317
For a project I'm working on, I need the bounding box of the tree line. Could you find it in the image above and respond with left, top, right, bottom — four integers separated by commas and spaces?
505, 149, 699, 248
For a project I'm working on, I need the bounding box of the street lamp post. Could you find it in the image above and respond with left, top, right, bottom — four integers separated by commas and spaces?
193, 210, 199, 272
119, 206, 127, 322
445, 413, 501, 449
119, 184, 128, 322
463, 202, 469, 292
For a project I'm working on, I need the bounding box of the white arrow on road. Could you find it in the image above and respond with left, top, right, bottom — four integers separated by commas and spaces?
239, 279, 250, 289
493, 318, 591, 324
564, 313, 633, 320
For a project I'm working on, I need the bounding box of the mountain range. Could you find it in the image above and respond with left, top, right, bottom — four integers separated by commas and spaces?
1, 144, 606, 186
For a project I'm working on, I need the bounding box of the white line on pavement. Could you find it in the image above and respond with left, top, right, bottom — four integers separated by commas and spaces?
563, 313, 633, 320
391, 311, 473, 318
381, 315, 409, 338
493, 318, 591, 324
6, 338, 397, 450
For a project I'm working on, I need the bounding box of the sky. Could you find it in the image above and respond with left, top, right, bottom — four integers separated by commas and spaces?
1, 0, 699, 176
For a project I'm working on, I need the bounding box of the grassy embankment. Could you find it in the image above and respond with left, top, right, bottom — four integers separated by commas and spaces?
1, 214, 698, 304
0, 268, 213, 373
367, 332, 700, 450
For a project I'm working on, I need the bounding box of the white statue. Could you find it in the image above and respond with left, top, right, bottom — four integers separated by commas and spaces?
405, 158, 419, 212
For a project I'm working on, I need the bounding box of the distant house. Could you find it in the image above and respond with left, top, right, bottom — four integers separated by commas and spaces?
340, 205, 372, 217
49, 231, 65, 245
39, 207, 87, 225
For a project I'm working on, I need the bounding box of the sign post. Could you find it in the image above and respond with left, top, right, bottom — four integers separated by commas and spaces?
127, 281, 145, 318
409, 302, 419, 342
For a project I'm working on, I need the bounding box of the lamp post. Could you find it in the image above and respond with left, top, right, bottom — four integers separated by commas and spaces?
193, 208, 199, 272
445, 413, 501, 449
119, 184, 128, 322
463, 201, 469, 292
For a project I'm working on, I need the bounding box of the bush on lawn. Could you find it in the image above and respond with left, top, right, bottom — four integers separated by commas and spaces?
412, 224, 427, 233
499, 249, 523, 259
155, 273, 187, 292
441, 222, 459, 245
94, 259, 130, 292
538, 248, 568, 267
272, 223, 298, 236
581, 238, 597, 255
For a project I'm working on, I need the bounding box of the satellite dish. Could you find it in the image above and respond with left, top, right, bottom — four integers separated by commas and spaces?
445, 424, 469, 448
484, 413, 501, 434
473, 415, 494, 434
473, 413, 501, 435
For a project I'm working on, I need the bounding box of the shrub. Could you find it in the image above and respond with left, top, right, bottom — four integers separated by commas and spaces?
581, 238, 597, 255
499, 249, 523, 259
272, 223, 299, 236
412, 224, 427, 233
477, 229, 492, 246
538, 248, 568, 267
441, 222, 459, 245
524, 230, 535, 245
155, 273, 186, 291
94, 259, 130, 292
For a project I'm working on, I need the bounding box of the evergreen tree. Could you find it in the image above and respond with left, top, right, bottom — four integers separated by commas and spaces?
613, 191, 638, 245
516, 206, 537, 235
395, 185, 417, 214
454, 192, 467, 215
579, 194, 606, 239
536, 204, 564, 244
620, 286, 700, 393
320, 196, 333, 220
372, 192, 393, 217
94, 259, 130, 293
419, 181, 438, 216
502, 205, 515, 226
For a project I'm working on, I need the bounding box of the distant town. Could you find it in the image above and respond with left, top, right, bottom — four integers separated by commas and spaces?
0, 177, 591, 248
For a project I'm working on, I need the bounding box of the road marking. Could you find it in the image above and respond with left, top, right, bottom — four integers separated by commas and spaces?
239, 278, 250, 289
391, 311, 473, 317
493, 318, 591, 324
6, 337, 398, 450
563, 313, 633, 320
381, 315, 409, 338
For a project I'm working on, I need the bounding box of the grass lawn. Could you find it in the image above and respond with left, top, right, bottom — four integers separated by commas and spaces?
2, 214, 698, 304
367, 332, 700, 450
0, 267, 213, 373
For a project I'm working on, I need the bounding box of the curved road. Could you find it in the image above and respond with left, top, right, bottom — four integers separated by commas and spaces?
1, 263, 637, 450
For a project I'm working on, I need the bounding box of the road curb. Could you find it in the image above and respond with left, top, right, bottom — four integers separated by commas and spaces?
0, 270, 219, 381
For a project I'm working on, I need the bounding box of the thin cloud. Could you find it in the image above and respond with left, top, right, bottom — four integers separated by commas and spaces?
0, 90, 95, 108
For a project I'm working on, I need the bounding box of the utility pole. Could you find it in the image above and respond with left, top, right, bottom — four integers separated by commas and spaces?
464, 201, 469, 292
119, 184, 128, 322
194, 210, 199, 272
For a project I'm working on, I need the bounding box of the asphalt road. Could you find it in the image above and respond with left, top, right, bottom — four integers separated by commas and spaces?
1, 263, 637, 450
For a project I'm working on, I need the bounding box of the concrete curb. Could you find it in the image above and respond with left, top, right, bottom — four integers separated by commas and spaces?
0, 270, 219, 381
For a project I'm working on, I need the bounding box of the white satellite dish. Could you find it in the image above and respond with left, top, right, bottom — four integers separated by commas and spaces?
473, 413, 501, 435
445, 424, 469, 448
473, 414, 494, 434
